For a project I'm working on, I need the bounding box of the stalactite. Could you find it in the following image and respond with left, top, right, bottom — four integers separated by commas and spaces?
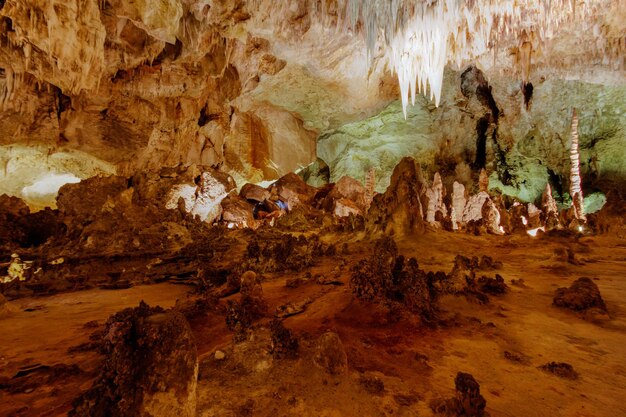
569, 108, 586, 221
247, 0, 602, 116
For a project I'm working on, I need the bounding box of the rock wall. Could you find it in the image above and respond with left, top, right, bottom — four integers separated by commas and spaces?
318, 68, 626, 204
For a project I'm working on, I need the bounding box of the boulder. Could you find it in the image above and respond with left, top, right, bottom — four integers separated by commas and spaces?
430, 372, 487, 417
70, 302, 198, 417
164, 168, 236, 223
220, 194, 256, 228
190, 170, 236, 222
269, 172, 317, 210
313, 331, 348, 375
553, 277, 608, 318
240, 183, 271, 203
333, 198, 362, 218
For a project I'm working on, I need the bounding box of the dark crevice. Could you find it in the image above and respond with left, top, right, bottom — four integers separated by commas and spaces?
198, 107, 219, 127
476, 84, 499, 123
548, 168, 565, 199
522, 82, 533, 110
154, 39, 183, 65
474, 116, 489, 170
461, 64, 512, 184
0, 0, 5, 11
1, 16, 12, 32
54, 87, 72, 120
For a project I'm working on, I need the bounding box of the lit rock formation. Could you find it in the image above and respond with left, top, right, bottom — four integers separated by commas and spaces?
166, 169, 236, 223
450, 181, 467, 230
425, 172, 447, 225
462, 192, 490, 224
569, 108, 586, 221
542, 183, 559, 216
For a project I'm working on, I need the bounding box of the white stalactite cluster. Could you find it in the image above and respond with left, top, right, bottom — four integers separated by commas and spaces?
333, 0, 601, 115
250, 0, 608, 116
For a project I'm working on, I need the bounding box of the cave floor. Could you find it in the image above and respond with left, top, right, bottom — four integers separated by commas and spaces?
1, 231, 625, 417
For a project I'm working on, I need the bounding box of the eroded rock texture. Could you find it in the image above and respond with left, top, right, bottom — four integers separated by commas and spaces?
71, 302, 198, 417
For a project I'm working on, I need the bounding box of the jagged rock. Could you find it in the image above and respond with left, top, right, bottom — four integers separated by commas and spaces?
334, 176, 367, 211
220, 194, 256, 228
270, 318, 299, 359
333, 198, 363, 218
70, 302, 198, 417
525, 203, 542, 229
269, 172, 317, 210
478, 169, 489, 193
462, 192, 490, 224
438, 255, 474, 294
425, 172, 447, 225
508, 203, 530, 234
240, 183, 271, 203
367, 157, 426, 236
226, 271, 268, 338
350, 237, 436, 318
430, 372, 487, 417
313, 331, 348, 375
481, 198, 504, 235
190, 170, 237, 223
553, 277, 608, 320
476, 275, 508, 295
0, 194, 30, 247
538, 362, 579, 380
57, 176, 128, 223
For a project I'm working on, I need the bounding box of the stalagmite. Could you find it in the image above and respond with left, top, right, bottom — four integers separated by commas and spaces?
478, 169, 490, 193
542, 183, 559, 216
425, 172, 447, 225
364, 167, 376, 210
462, 192, 490, 224
451, 181, 467, 230
569, 108, 586, 221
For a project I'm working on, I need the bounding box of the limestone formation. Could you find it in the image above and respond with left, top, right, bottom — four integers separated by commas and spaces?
70, 303, 198, 417
478, 169, 489, 193
450, 181, 467, 230
220, 194, 256, 229
240, 183, 271, 203
313, 332, 348, 375
269, 173, 317, 210
366, 157, 426, 236
425, 172, 447, 225
462, 192, 490, 224
569, 109, 586, 222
